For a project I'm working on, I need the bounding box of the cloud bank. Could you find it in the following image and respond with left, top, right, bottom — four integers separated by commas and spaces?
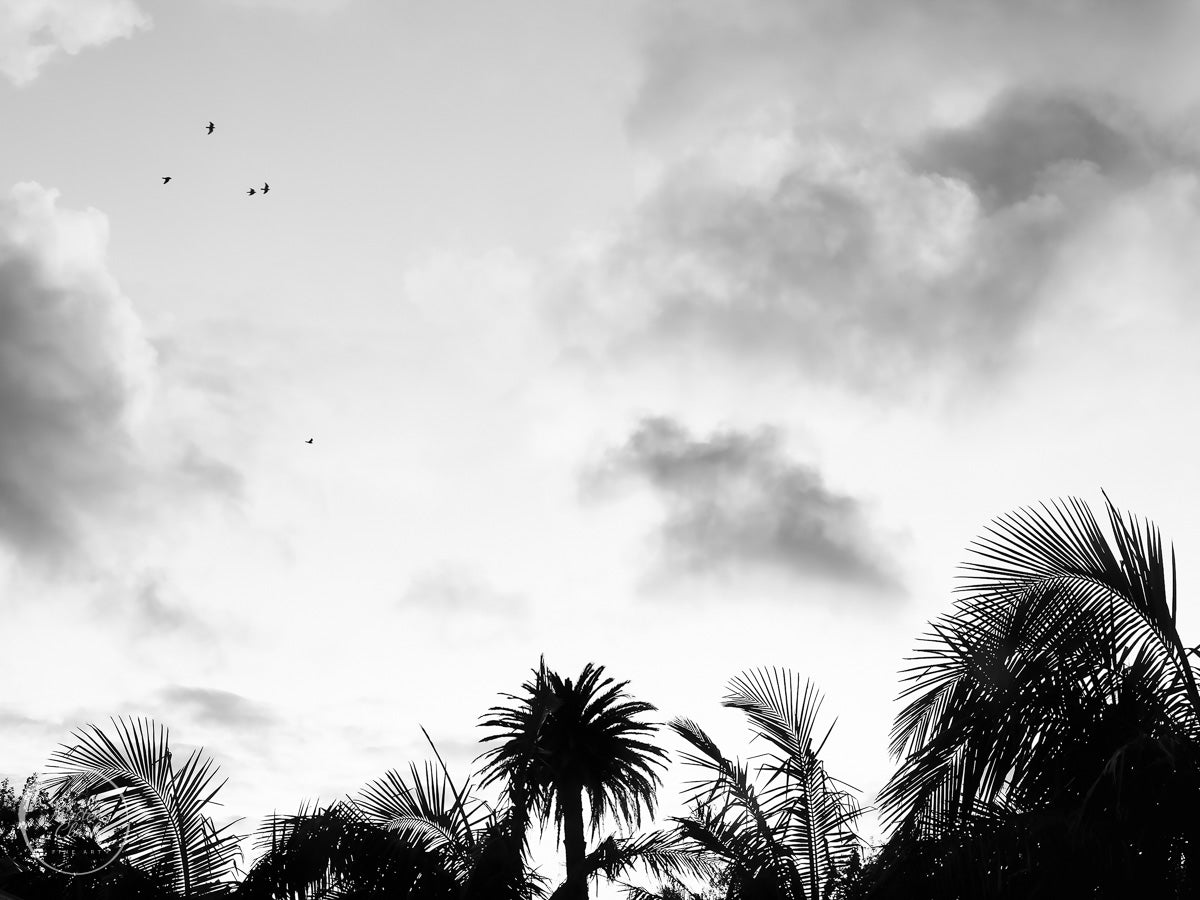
584, 417, 898, 590
555, 0, 1200, 402
0, 183, 240, 573
0, 0, 149, 86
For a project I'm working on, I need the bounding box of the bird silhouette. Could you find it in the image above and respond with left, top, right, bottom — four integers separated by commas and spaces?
262, 183, 270, 194
247, 188, 256, 196
206, 121, 215, 134
162, 177, 171, 184
305, 438, 313, 444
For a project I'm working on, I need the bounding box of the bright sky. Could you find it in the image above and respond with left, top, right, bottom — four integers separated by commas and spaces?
5, 0, 1200, 895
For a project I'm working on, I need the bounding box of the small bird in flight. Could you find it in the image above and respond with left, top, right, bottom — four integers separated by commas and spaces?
162, 176, 171, 184
262, 183, 270, 194
206, 121, 215, 134
305, 438, 313, 444
247, 188, 256, 196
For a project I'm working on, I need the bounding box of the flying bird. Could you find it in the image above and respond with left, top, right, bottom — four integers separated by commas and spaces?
162, 177, 171, 184
206, 121, 215, 134
247, 188, 256, 196
305, 438, 313, 444
262, 183, 270, 194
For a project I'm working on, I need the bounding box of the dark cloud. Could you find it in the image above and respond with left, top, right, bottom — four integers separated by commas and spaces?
155, 686, 277, 730
562, 0, 1200, 403
907, 89, 1193, 210
584, 417, 898, 589
559, 85, 1200, 397
0, 184, 241, 571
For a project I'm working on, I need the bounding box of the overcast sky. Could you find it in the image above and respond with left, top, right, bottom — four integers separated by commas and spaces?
5, 0, 1200, 894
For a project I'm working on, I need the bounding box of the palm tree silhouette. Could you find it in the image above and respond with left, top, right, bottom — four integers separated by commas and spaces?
662, 668, 866, 900
41, 717, 243, 898
862, 492, 1200, 898
237, 728, 543, 899
477, 657, 670, 900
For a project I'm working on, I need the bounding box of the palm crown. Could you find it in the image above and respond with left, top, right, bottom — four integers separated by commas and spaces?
476, 657, 670, 898
477, 657, 669, 835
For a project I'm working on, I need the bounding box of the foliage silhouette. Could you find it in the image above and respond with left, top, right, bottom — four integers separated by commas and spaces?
657, 668, 865, 900
1, 773, 175, 899
859, 493, 1200, 898
477, 656, 672, 900
18, 491, 1200, 898
236, 730, 544, 899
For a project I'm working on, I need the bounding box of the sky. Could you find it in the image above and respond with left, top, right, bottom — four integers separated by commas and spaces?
4, 0, 1200, 894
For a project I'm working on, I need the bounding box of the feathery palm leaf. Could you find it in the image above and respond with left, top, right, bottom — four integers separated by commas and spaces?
44, 717, 242, 898
667, 670, 865, 900
869, 493, 1200, 897
238, 738, 544, 900
237, 799, 457, 899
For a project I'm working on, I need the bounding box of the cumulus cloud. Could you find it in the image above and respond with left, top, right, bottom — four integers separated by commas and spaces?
554, 0, 1200, 402
0, 0, 149, 86
584, 417, 898, 589
0, 183, 240, 572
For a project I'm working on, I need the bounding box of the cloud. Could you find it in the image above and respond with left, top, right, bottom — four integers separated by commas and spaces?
120, 571, 216, 638
628, 0, 1200, 145
208, 0, 351, 13
0, 183, 154, 564
0, 183, 241, 573
155, 686, 278, 730
583, 417, 898, 590
906, 89, 1194, 211
551, 2, 1200, 403
400, 563, 526, 616
0, 0, 149, 86
0, 708, 60, 733
561, 89, 1200, 398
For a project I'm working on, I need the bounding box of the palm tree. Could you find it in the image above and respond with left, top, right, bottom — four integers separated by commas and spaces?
39, 717, 244, 897
664, 668, 866, 900
476, 657, 671, 900
865, 492, 1200, 897
236, 731, 544, 899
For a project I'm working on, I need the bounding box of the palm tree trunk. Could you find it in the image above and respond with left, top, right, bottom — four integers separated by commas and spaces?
561, 783, 588, 900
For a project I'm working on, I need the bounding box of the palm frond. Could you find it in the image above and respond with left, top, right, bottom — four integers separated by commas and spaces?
44, 717, 242, 897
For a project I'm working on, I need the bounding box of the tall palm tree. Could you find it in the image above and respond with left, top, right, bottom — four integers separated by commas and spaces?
476, 657, 671, 900
865, 492, 1200, 897
665, 668, 865, 900
40, 717, 244, 898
